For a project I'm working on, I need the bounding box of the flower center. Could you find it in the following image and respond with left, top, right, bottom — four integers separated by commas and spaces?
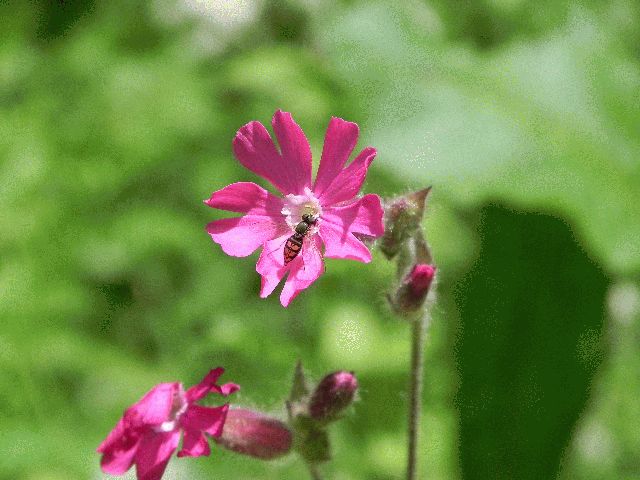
155, 390, 188, 433
281, 187, 322, 236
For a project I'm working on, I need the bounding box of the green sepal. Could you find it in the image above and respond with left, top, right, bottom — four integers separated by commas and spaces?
287, 360, 309, 420
292, 416, 331, 464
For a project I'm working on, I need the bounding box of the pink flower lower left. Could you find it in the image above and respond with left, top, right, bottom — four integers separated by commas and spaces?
97, 368, 239, 480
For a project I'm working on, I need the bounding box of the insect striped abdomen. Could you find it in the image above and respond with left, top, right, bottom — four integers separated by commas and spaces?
284, 235, 303, 265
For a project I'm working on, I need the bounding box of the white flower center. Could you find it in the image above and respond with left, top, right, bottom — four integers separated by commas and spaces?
155, 391, 188, 433
281, 187, 322, 236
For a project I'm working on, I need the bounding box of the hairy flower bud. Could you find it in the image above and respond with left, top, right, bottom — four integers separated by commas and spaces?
309, 371, 358, 422
380, 188, 431, 259
407, 264, 436, 296
216, 408, 293, 460
390, 263, 436, 316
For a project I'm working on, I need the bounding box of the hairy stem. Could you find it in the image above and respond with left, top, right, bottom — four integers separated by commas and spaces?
407, 313, 427, 480
308, 464, 324, 480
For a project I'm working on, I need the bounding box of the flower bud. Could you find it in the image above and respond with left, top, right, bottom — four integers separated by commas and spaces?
379, 188, 431, 259
216, 408, 293, 460
407, 264, 436, 296
309, 371, 358, 422
390, 263, 436, 315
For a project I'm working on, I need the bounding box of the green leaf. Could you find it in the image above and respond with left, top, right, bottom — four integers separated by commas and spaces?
453, 205, 609, 479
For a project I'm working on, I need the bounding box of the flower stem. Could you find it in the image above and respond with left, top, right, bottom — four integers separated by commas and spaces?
308, 464, 324, 480
407, 313, 427, 480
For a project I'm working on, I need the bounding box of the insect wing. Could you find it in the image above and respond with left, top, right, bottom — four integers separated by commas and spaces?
262, 234, 291, 264
309, 235, 326, 275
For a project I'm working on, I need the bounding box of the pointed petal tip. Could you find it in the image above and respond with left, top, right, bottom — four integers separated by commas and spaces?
209, 366, 225, 376
259, 274, 275, 299
279, 288, 298, 307
235, 119, 263, 134
331, 115, 359, 130
220, 383, 240, 396
272, 109, 290, 125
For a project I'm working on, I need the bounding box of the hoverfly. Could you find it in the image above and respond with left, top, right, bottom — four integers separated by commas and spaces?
284, 213, 318, 265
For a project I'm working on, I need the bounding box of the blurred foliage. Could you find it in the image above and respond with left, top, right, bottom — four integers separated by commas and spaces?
0, 0, 638, 479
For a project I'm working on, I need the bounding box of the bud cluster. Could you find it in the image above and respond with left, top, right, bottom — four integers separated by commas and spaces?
383, 188, 437, 318
213, 363, 359, 471
380, 188, 431, 260
287, 363, 359, 467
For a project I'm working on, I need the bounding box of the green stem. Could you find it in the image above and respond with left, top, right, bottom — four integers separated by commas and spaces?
308, 464, 323, 480
407, 313, 427, 480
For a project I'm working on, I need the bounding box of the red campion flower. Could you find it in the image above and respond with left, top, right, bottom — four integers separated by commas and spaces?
205, 110, 384, 306
97, 368, 239, 480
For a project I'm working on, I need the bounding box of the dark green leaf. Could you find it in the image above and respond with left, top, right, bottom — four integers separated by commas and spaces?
454, 205, 609, 479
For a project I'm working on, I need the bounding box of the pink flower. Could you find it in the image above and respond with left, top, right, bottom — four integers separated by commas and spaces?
205, 110, 385, 306
97, 368, 239, 480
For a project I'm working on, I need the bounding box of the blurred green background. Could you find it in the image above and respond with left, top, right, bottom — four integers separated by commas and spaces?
1, 0, 639, 479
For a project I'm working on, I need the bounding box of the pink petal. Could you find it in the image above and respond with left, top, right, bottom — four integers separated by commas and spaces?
181, 404, 229, 437
177, 429, 210, 458
185, 368, 224, 402
206, 215, 288, 257
319, 221, 371, 263
98, 418, 142, 475
323, 194, 385, 237
271, 110, 312, 194
280, 235, 324, 307
232, 114, 310, 196
185, 368, 239, 402
125, 383, 180, 428
204, 182, 283, 216
256, 234, 293, 299
319, 194, 384, 262
314, 117, 359, 197
97, 417, 128, 453
318, 147, 377, 206
218, 382, 241, 396
135, 430, 180, 480
256, 234, 323, 306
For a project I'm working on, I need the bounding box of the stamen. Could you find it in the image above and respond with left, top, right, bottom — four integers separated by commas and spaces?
281, 190, 322, 234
